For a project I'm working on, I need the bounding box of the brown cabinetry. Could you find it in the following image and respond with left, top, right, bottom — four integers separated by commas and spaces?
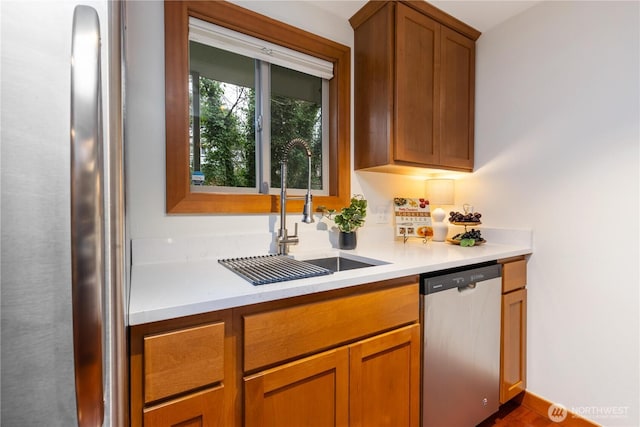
499, 257, 528, 403
143, 386, 225, 427
439, 26, 476, 169
143, 322, 225, 403
245, 346, 350, 427
130, 312, 233, 427
350, 1, 479, 174
245, 324, 420, 427
242, 282, 417, 372
130, 278, 420, 427
349, 324, 420, 427
243, 280, 421, 427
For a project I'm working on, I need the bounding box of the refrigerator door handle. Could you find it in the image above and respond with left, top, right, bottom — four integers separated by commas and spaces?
70, 5, 105, 427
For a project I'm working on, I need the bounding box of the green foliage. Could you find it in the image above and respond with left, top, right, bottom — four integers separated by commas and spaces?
193, 75, 322, 190
198, 78, 254, 187
330, 195, 367, 233
270, 95, 322, 190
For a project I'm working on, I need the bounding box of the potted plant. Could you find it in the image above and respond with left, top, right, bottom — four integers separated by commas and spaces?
322, 195, 367, 249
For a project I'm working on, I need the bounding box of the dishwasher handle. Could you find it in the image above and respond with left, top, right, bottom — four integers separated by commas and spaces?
458, 283, 477, 293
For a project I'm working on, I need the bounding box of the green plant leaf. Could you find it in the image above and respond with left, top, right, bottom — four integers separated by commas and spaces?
332, 194, 367, 232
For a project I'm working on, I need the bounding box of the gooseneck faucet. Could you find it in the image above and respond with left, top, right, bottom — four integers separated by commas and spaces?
277, 138, 314, 255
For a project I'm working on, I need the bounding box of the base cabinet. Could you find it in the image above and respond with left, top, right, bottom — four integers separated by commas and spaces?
129, 313, 233, 427
244, 324, 420, 427
499, 257, 528, 403
130, 278, 419, 427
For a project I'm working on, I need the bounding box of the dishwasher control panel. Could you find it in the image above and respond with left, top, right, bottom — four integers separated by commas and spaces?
421, 261, 501, 294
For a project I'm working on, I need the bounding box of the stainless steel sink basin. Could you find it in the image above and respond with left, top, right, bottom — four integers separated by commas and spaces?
219, 253, 388, 286
302, 256, 381, 272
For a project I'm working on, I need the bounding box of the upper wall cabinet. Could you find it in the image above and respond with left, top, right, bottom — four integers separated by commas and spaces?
350, 1, 480, 174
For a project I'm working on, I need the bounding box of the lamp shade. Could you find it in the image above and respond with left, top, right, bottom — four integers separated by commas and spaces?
426, 179, 454, 205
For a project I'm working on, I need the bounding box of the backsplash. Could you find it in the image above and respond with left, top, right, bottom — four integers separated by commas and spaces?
131, 223, 531, 266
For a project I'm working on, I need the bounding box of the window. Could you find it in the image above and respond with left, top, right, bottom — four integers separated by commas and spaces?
188, 18, 330, 194
164, 1, 351, 214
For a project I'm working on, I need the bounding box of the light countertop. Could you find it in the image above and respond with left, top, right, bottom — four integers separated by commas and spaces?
129, 228, 532, 325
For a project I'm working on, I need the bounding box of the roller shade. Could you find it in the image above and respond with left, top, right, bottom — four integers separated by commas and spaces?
189, 17, 334, 80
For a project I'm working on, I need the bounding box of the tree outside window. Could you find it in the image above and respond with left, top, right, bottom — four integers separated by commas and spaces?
189, 42, 326, 193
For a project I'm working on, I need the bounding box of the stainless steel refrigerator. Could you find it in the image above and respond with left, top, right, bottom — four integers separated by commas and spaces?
1, 1, 128, 426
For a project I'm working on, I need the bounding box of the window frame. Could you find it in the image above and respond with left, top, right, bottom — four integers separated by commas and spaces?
165, 1, 351, 214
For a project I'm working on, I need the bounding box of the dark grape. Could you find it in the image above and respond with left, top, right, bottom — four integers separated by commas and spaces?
448, 210, 481, 223
453, 228, 483, 242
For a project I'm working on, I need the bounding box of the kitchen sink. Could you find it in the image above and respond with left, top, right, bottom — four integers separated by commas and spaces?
219, 253, 388, 286
302, 256, 384, 272
219, 255, 332, 285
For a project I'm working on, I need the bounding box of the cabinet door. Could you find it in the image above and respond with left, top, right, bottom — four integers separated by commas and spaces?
244, 347, 349, 427
143, 386, 224, 427
349, 324, 421, 427
353, 2, 394, 170
439, 25, 475, 170
395, 3, 440, 166
501, 288, 527, 403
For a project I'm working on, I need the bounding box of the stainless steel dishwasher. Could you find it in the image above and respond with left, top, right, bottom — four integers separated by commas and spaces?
421, 261, 502, 427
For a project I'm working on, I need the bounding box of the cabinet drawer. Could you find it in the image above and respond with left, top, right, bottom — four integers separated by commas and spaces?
144, 322, 224, 403
502, 259, 526, 293
244, 281, 418, 372
143, 385, 224, 427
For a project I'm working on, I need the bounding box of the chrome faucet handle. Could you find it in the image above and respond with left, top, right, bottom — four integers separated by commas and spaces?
278, 223, 299, 240
278, 223, 299, 255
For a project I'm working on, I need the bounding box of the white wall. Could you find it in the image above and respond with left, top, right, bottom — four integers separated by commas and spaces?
464, 2, 639, 425
125, 1, 639, 424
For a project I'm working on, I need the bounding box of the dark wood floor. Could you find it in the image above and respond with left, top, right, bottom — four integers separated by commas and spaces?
478, 399, 555, 426
478, 399, 591, 427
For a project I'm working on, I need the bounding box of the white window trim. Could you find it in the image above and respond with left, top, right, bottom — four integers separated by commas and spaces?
321, 79, 330, 193
189, 17, 334, 80
191, 185, 257, 194
257, 61, 270, 194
